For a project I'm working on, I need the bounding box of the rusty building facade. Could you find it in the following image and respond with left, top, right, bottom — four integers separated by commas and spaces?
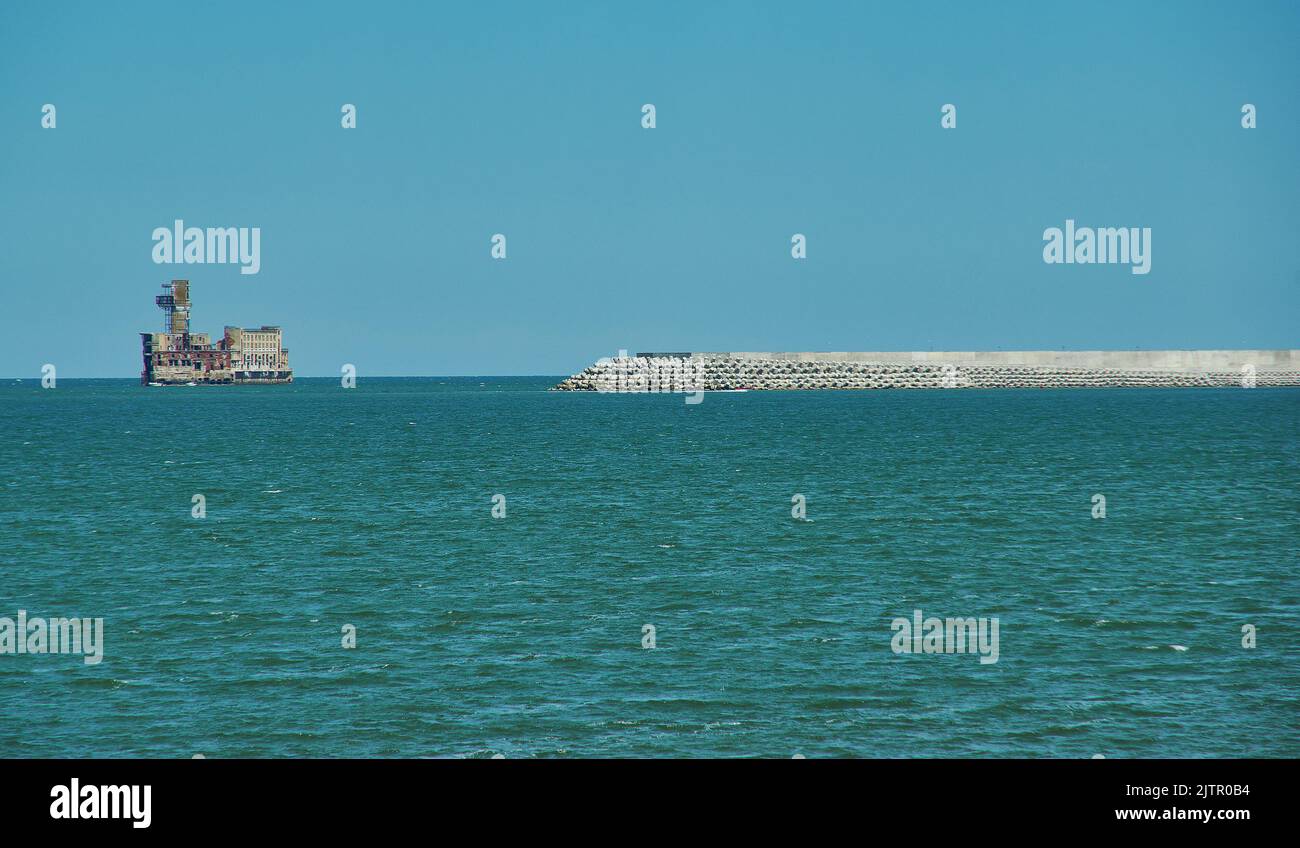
139, 280, 292, 385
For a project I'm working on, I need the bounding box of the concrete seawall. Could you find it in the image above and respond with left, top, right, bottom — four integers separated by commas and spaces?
554, 350, 1300, 391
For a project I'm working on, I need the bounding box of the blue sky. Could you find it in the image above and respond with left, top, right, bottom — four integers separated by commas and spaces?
1, 0, 1296, 377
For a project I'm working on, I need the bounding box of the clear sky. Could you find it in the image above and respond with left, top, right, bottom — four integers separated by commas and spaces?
1, 0, 1296, 377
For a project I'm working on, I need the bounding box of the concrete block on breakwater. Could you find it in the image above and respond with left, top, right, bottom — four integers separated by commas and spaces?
553, 350, 1300, 391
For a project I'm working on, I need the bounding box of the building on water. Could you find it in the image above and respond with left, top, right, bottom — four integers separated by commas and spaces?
139, 280, 292, 385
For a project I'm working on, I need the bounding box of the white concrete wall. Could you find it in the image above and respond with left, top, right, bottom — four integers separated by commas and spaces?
684, 350, 1300, 371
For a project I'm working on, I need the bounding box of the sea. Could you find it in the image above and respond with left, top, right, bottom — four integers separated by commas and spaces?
1, 378, 1296, 758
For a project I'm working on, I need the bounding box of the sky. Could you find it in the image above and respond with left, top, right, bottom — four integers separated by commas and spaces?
1, 0, 1296, 377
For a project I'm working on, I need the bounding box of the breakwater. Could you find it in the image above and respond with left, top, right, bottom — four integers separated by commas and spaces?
554, 350, 1300, 391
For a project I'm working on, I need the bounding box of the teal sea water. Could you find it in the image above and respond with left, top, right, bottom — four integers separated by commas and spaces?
1, 378, 1296, 758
